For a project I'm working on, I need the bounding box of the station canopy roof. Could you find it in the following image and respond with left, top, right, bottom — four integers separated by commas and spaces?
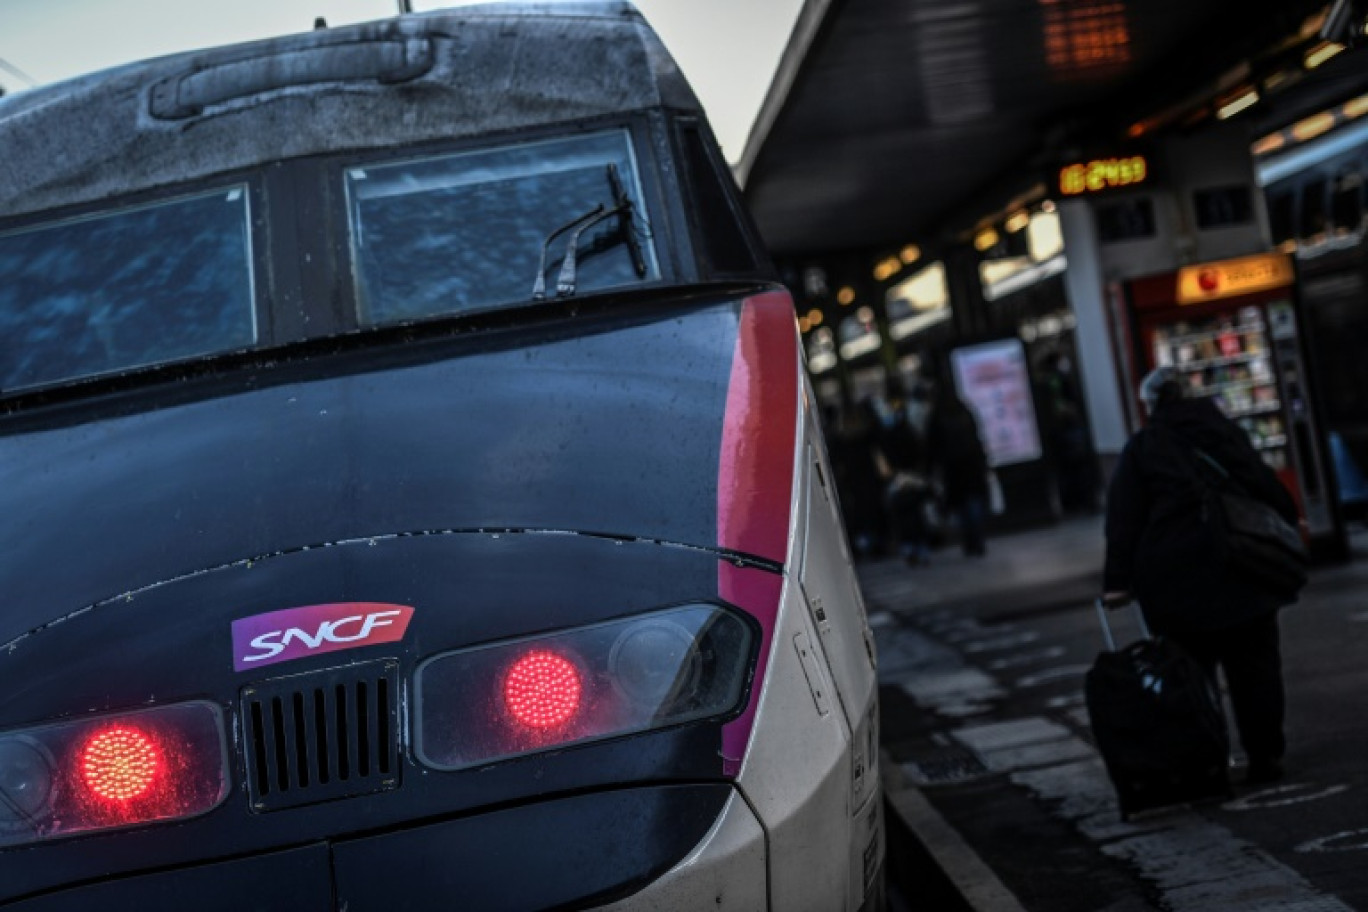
740, 0, 1332, 257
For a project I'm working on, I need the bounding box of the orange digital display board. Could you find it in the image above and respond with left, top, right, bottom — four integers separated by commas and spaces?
1058, 156, 1148, 196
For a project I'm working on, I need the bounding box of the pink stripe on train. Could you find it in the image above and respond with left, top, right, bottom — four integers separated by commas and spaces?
717, 290, 800, 775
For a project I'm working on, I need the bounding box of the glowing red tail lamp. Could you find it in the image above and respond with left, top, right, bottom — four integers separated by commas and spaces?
81, 726, 163, 802
503, 650, 583, 729
0, 702, 227, 849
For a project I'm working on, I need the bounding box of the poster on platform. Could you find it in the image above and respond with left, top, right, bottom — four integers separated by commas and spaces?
950, 339, 1042, 467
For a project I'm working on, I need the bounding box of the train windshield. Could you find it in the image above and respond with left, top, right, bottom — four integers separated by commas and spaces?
0, 187, 257, 392
346, 128, 658, 325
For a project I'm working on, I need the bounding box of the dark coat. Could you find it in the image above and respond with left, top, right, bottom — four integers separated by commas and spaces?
928, 401, 989, 506
881, 411, 927, 477
1103, 397, 1299, 633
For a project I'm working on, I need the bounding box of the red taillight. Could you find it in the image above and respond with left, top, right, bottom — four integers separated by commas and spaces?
81, 727, 162, 802
503, 650, 582, 729
0, 702, 227, 849
416, 605, 755, 771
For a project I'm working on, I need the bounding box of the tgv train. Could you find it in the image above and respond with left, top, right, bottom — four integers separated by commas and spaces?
0, 4, 884, 910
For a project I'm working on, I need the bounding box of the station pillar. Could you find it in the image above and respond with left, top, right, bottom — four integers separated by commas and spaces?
1058, 199, 1130, 461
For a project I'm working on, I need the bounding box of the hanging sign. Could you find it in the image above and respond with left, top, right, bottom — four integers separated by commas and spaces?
1176, 253, 1295, 305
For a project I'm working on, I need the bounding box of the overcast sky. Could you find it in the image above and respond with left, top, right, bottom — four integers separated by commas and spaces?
0, 0, 801, 163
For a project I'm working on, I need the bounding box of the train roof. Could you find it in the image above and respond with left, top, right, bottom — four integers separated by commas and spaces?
0, 2, 701, 219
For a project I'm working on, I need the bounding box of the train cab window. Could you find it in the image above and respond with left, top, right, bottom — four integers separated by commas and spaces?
1331, 169, 1363, 236
346, 129, 659, 326
1299, 178, 1329, 241
676, 121, 758, 275
0, 187, 257, 392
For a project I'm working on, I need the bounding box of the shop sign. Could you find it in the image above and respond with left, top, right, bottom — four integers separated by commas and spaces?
1058, 155, 1148, 196
1176, 253, 1294, 305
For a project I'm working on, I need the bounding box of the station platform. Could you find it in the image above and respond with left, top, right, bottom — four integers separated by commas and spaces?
865, 517, 1368, 912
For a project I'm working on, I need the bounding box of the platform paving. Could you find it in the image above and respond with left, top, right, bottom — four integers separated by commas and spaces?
870, 517, 1368, 912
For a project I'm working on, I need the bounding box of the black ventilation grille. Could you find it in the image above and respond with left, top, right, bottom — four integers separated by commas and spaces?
241, 660, 400, 812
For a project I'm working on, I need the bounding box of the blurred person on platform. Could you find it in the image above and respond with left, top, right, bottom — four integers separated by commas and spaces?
1039, 349, 1099, 513
881, 379, 933, 565
905, 379, 934, 437
927, 388, 990, 557
1102, 366, 1300, 784
829, 398, 890, 558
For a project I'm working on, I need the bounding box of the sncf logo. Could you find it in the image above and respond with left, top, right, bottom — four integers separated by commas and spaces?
232, 603, 414, 671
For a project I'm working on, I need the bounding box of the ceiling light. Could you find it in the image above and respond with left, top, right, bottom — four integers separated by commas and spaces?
899, 244, 922, 265
1344, 93, 1368, 121
1291, 112, 1337, 142
1005, 210, 1030, 234
1304, 41, 1346, 70
836, 287, 855, 306
1216, 88, 1259, 120
973, 228, 999, 252
873, 257, 902, 282
1251, 133, 1285, 156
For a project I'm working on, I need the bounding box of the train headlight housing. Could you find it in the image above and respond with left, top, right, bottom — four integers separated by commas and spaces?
0, 702, 228, 848
415, 605, 755, 770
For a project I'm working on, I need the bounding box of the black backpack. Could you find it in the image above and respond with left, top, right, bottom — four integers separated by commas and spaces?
1187, 445, 1309, 602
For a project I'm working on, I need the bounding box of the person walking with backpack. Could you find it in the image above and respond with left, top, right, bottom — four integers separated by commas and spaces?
1101, 366, 1303, 784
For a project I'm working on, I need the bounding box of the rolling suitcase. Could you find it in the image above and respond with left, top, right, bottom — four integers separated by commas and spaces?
1085, 600, 1232, 820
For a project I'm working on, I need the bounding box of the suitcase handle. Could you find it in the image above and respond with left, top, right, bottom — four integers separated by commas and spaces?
1094, 597, 1151, 652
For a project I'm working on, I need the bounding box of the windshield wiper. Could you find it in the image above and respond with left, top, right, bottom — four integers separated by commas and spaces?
607, 163, 647, 281
531, 204, 605, 300
530, 164, 647, 301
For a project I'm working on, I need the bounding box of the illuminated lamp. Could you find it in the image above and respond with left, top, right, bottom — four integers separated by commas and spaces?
1304, 41, 1345, 71
1251, 133, 1285, 156
1344, 93, 1368, 121
973, 228, 999, 252
798, 316, 811, 334
899, 244, 922, 265
836, 286, 856, 306
1292, 112, 1337, 143
503, 651, 582, 729
873, 257, 901, 282
81, 727, 161, 802
1040, 200, 1057, 214
807, 308, 824, 327
1005, 210, 1030, 234
1216, 88, 1259, 121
